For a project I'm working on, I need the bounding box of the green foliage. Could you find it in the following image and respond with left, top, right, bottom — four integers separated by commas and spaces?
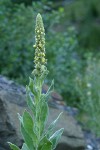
8, 143, 20, 150
0, 0, 34, 84
47, 27, 82, 105
64, 0, 100, 50
76, 54, 100, 136
8, 13, 63, 150
11, 0, 32, 6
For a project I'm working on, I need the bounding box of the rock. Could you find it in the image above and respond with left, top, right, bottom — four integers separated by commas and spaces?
83, 129, 100, 150
0, 76, 86, 150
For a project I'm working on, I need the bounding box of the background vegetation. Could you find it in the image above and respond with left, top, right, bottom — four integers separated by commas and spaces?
0, 0, 100, 136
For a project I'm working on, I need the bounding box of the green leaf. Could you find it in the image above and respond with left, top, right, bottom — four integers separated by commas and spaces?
41, 80, 54, 103
46, 112, 63, 138
26, 86, 35, 115
21, 123, 35, 150
21, 143, 29, 150
38, 136, 51, 149
41, 139, 52, 150
29, 77, 34, 92
28, 78, 37, 96
8, 142, 20, 150
45, 80, 54, 99
22, 110, 38, 143
18, 113, 23, 123
49, 128, 64, 149
23, 110, 33, 135
36, 101, 48, 135
40, 102, 48, 125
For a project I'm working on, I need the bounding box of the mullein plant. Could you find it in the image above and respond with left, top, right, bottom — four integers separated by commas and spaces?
8, 14, 64, 150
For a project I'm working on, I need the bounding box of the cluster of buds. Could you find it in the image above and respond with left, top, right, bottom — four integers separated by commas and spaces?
32, 13, 48, 77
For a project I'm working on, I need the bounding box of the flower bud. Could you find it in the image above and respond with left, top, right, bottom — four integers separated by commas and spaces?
32, 13, 48, 77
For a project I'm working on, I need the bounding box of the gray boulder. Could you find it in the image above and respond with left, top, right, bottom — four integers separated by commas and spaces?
0, 76, 86, 150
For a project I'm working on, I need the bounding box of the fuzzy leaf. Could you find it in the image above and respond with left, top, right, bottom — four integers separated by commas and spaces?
46, 112, 63, 138
45, 80, 54, 99
49, 128, 64, 149
21, 143, 30, 150
26, 86, 35, 115
40, 101, 48, 124
22, 110, 38, 143
41, 80, 54, 103
18, 113, 23, 123
29, 77, 34, 92
38, 136, 51, 149
8, 142, 20, 150
21, 123, 35, 150
36, 101, 48, 135
40, 139, 52, 150
28, 78, 38, 96
23, 110, 33, 135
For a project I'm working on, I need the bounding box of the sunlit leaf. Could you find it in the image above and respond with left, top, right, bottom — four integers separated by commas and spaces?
46, 112, 63, 138
26, 86, 35, 115
36, 101, 48, 135
8, 142, 20, 150
21, 123, 35, 150
49, 128, 64, 149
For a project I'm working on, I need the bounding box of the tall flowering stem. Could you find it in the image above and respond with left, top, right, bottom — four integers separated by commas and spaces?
33, 13, 48, 77
8, 13, 63, 150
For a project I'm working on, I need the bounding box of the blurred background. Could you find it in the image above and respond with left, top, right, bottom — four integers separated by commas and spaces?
0, 0, 100, 137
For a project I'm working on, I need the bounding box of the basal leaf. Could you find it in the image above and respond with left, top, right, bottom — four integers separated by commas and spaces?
49, 128, 64, 149
8, 142, 20, 150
